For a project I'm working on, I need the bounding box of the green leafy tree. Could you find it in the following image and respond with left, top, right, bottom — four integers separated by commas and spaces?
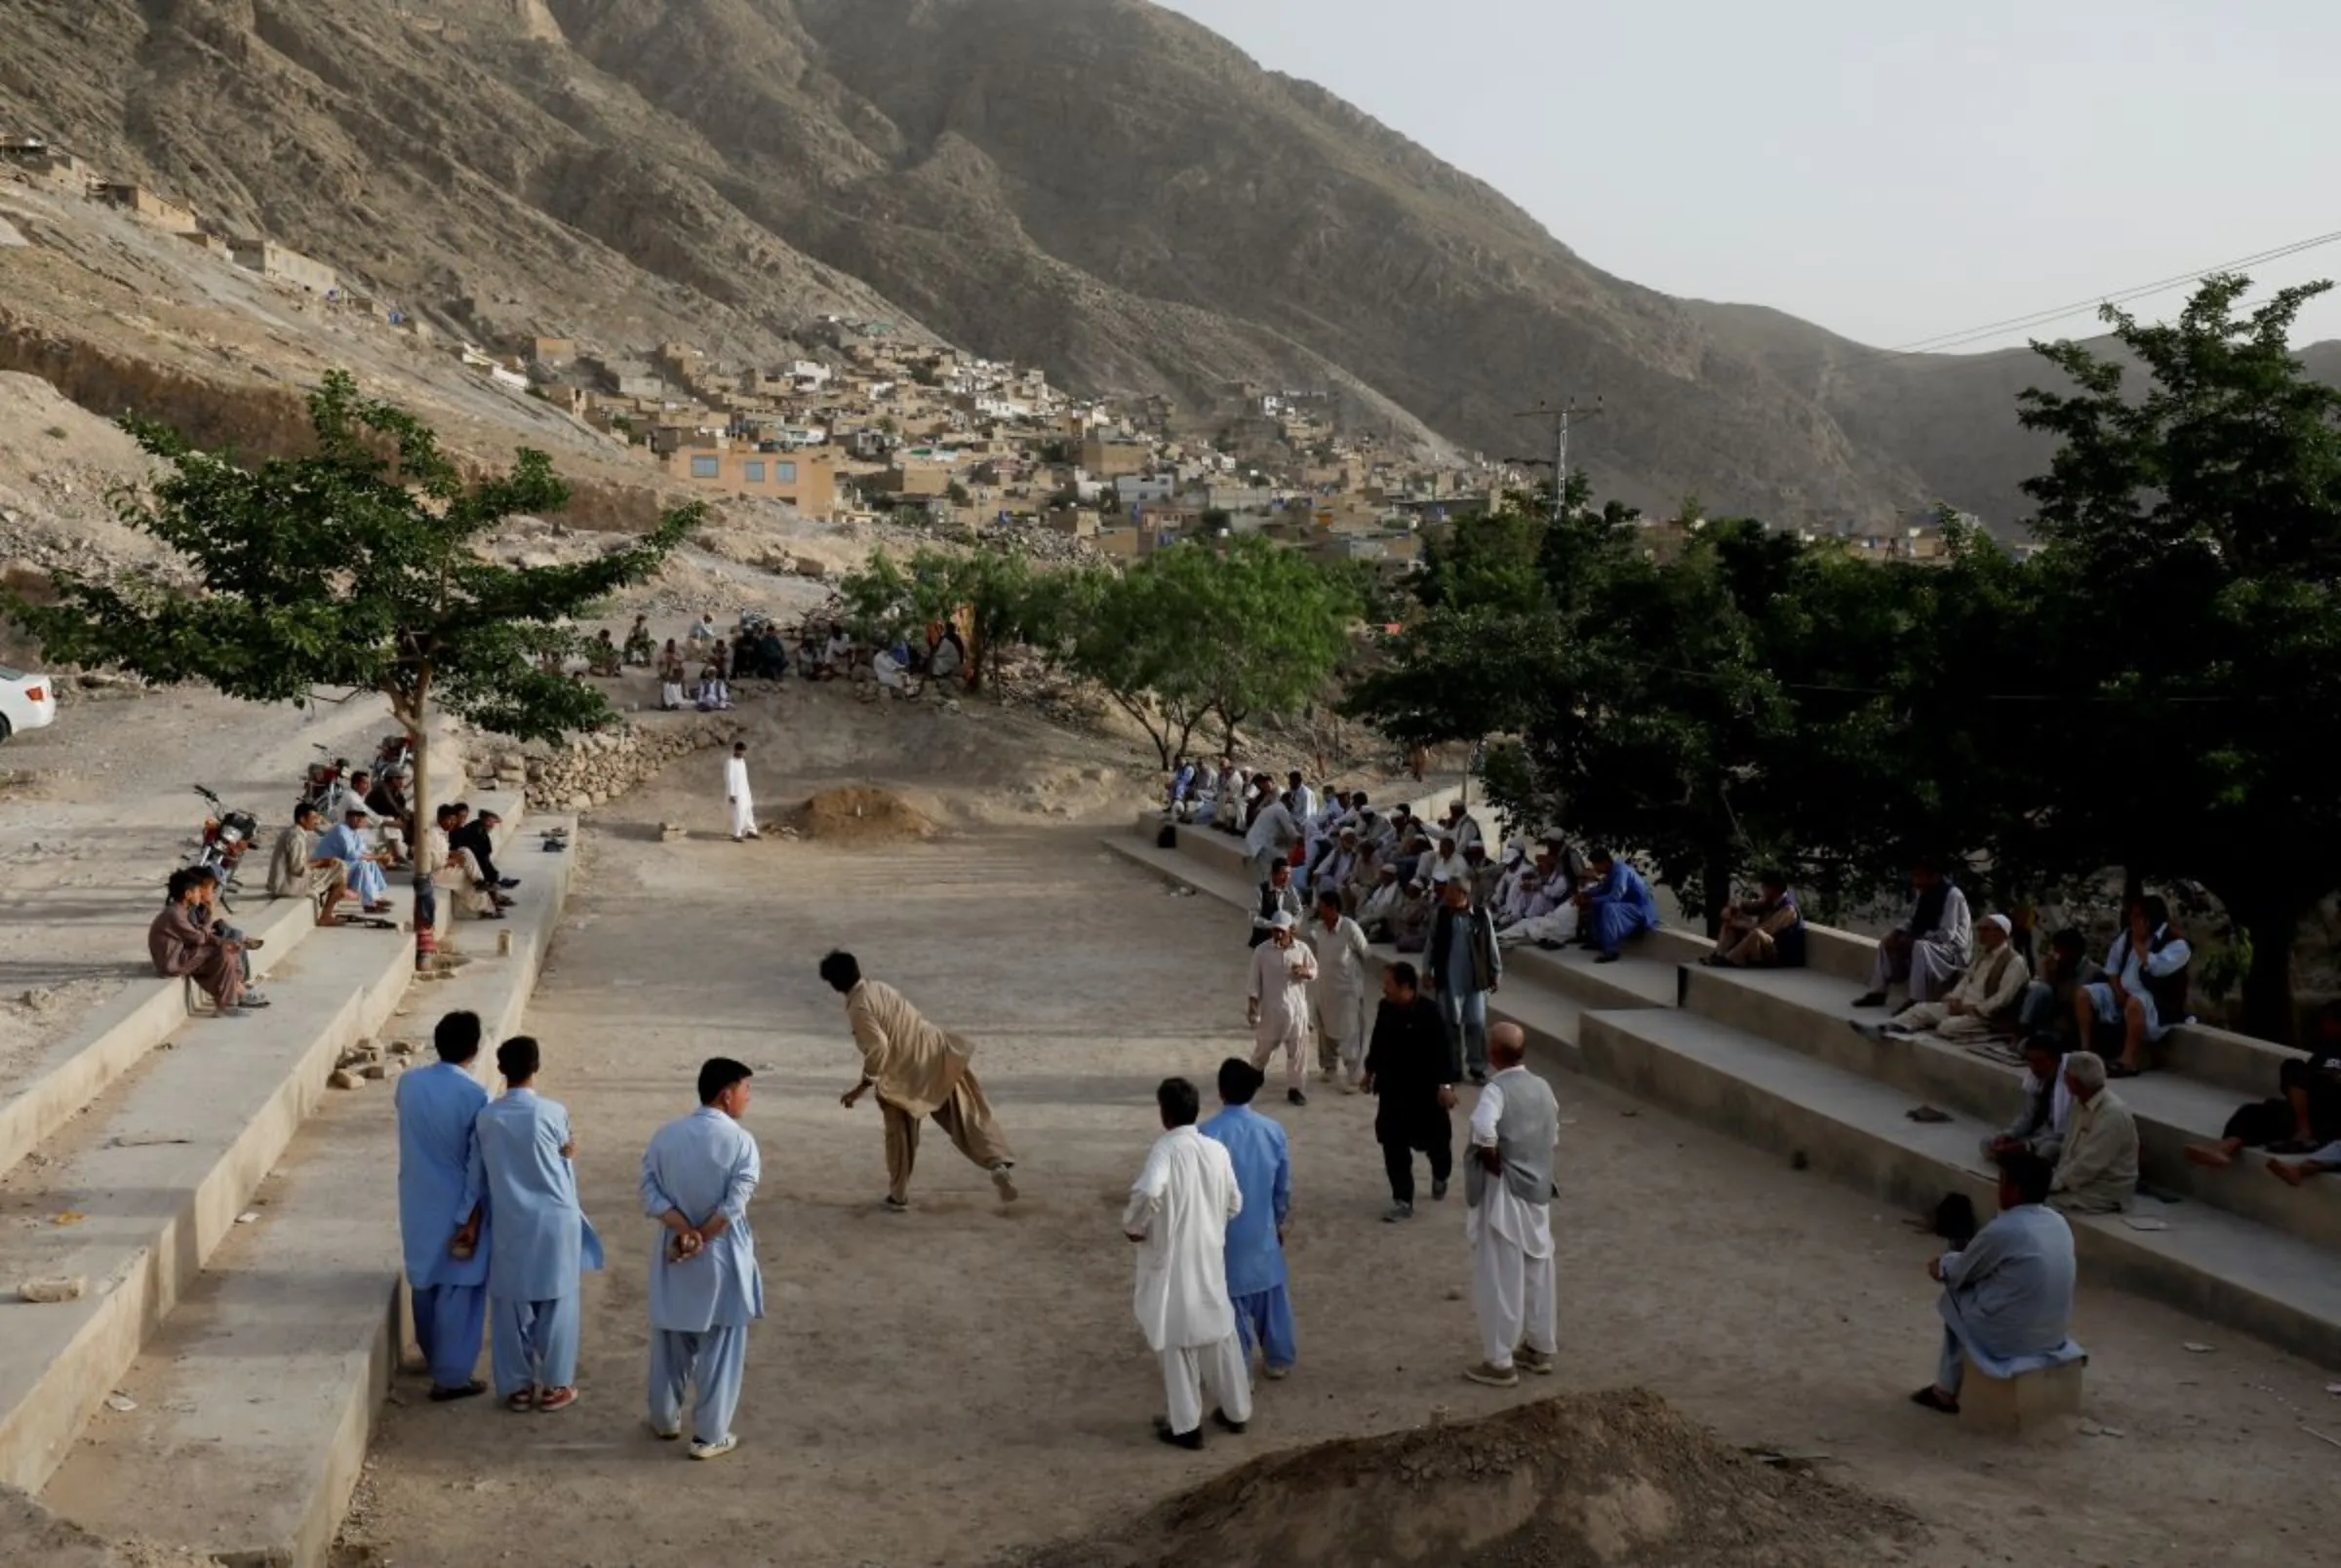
2015, 274, 2341, 1039
9, 371, 696, 966
1063, 538, 1352, 765
836, 545, 1069, 694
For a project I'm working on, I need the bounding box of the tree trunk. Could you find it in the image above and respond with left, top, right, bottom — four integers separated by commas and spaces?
1701, 839, 1733, 939
965, 620, 987, 694
402, 686, 435, 973
2238, 903, 2300, 1044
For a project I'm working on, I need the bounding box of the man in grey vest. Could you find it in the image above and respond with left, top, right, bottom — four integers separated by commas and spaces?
1463, 1023, 1559, 1388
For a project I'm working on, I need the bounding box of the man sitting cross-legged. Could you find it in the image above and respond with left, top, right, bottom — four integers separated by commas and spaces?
2187, 999, 2341, 1170
1857, 913, 2030, 1042
1910, 1148, 2079, 1416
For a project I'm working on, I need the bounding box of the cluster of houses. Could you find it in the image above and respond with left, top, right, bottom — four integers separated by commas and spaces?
3, 132, 1999, 571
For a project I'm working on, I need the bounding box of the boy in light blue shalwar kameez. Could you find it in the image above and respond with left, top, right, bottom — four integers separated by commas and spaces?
466, 1036, 604, 1411
1200, 1057, 1296, 1378
640, 1057, 766, 1461
395, 1010, 492, 1400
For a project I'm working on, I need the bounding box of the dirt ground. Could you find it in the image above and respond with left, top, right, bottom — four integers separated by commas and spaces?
333, 733, 2341, 1568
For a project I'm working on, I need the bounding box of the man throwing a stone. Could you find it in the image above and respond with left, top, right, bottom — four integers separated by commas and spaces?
1463, 1023, 1559, 1389
821, 950, 1018, 1212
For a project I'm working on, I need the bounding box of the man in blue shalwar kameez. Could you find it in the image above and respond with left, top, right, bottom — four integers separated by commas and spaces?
466, 1036, 604, 1412
1911, 1148, 2082, 1414
640, 1057, 766, 1461
1200, 1057, 1295, 1381
1575, 848, 1661, 964
395, 1010, 492, 1401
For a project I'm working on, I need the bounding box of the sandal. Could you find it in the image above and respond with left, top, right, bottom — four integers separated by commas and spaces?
2106, 1062, 2141, 1079
429, 1380, 487, 1403
1909, 1386, 1960, 1414
505, 1390, 536, 1412
536, 1386, 579, 1413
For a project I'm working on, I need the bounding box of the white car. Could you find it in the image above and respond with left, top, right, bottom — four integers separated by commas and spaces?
0, 664, 58, 742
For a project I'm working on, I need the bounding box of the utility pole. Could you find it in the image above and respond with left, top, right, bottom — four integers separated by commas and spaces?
1512, 396, 1604, 519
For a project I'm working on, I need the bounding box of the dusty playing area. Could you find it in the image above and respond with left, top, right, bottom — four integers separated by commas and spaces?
335, 734, 2341, 1568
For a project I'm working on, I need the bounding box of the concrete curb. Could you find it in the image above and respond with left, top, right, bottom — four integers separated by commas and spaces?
36, 816, 580, 1568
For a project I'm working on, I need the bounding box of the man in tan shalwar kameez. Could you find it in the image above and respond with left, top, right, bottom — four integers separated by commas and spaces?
819, 950, 1019, 1212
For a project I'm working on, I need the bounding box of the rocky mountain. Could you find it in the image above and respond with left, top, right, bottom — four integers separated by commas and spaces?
0, 0, 2283, 529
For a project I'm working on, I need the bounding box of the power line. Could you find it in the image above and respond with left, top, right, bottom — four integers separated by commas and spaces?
1849, 226, 2341, 364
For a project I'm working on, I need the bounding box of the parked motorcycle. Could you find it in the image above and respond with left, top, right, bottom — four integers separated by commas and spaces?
302, 745, 350, 815
191, 784, 258, 909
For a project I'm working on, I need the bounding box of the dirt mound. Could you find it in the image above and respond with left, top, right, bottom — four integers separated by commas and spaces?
794, 785, 937, 845
1015, 1390, 1920, 1568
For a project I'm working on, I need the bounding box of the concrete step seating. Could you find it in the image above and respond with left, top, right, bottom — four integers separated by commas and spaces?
1107, 821, 1682, 1035
1114, 815, 2341, 1369
1681, 964, 2341, 1253
38, 813, 578, 1568
0, 789, 555, 1563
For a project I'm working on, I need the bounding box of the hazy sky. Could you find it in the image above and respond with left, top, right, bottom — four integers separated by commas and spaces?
1154, 0, 2341, 350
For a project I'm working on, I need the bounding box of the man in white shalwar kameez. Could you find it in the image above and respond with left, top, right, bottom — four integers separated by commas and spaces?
1854, 859, 1972, 1009
1463, 1024, 1560, 1389
1124, 1077, 1252, 1450
641, 1057, 764, 1461
724, 742, 759, 842
1308, 890, 1373, 1088
1248, 912, 1319, 1106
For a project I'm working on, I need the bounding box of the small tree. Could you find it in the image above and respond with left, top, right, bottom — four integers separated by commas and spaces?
10, 371, 696, 967
836, 544, 1064, 693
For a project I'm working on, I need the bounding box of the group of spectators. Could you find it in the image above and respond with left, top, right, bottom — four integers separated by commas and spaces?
595, 609, 970, 711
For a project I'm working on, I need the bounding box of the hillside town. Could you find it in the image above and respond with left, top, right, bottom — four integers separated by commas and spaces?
1, 130, 1987, 570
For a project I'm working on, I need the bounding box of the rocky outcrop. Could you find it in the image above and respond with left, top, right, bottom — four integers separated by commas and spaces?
481, 716, 743, 813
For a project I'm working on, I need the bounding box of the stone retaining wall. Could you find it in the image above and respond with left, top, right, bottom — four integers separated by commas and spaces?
476, 716, 745, 812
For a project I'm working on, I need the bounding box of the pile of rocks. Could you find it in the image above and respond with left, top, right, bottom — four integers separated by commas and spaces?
482, 715, 745, 812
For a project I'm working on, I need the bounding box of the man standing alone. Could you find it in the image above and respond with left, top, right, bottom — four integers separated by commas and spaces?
821, 951, 1018, 1211
1124, 1078, 1251, 1450
1308, 890, 1373, 1089
1247, 912, 1320, 1107
465, 1037, 604, 1411
1425, 879, 1500, 1082
1364, 962, 1459, 1222
724, 741, 759, 843
641, 1057, 764, 1460
395, 1010, 491, 1401
1463, 1023, 1559, 1389
1200, 1059, 1295, 1382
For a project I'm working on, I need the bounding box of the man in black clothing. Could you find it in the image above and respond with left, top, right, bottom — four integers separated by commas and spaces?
2187, 1000, 2341, 1168
1250, 859, 1304, 949
449, 807, 520, 896
1363, 961, 1459, 1222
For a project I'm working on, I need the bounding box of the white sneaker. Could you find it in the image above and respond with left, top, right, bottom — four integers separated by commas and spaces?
689, 1433, 738, 1461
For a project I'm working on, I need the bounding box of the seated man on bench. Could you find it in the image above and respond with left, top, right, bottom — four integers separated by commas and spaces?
1911, 1148, 2078, 1416
1705, 870, 1805, 969
1574, 847, 1660, 964
2187, 999, 2341, 1170
265, 801, 352, 924
1860, 913, 2030, 1041
150, 867, 262, 1013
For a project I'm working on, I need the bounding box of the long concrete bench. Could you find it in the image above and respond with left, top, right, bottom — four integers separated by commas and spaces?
1682, 965, 2341, 1253
1577, 1004, 2341, 1369
0, 887, 327, 1179
0, 749, 476, 1180
0, 793, 524, 1498
38, 816, 579, 1568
